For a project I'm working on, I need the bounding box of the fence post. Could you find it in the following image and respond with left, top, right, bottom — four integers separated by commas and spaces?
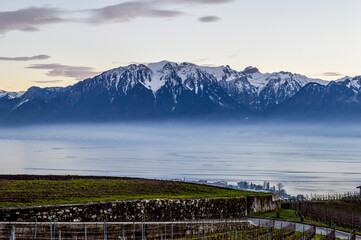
34, 218, 37, 240
12, 226, 16, 240
104, 218, 108, 240
58, 230, 61, 240
302, 226, 304, 240
50, 223, 53, 240
123, 229, 125, 240
198, 225, 200, 240
191, 220, 193, 237
244, 221, 247, 240
171, 223, 173, 240
226, 220, 228, 240
54, 214, 56, 240
84, 225, 87, 240
165, 224, 167, 240
133, 222, 135, 240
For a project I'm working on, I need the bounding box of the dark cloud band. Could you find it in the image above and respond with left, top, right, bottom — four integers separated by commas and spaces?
198, 16, 221, 23
88, 1, 184, 24
0, 7, 64, 34
320, 72, 343, 77
0, 55, 50, 61
31, 80, 64, 84
26, 63, 101, 81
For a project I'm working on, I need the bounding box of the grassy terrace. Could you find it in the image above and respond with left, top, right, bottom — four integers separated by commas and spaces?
0, 175, 265, 208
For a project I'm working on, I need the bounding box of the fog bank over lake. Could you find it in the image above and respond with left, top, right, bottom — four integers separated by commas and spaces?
0, 122, 360, 195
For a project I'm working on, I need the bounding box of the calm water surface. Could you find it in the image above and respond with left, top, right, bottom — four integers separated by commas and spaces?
0, 122, 360, 195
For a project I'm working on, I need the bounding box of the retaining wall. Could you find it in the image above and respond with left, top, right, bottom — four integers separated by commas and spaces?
0, 194, 280, 222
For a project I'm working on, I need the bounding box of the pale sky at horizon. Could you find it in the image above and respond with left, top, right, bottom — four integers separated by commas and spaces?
1, 0, 361, 91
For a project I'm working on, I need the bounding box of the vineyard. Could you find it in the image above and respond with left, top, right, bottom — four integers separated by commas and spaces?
284, 197, 361, 232
0, 219, 334, 240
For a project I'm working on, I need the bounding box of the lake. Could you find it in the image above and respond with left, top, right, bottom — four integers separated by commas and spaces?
0, 122, 360, 195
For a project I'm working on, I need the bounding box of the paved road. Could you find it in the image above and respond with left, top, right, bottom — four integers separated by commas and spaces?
248, 218, 360, 240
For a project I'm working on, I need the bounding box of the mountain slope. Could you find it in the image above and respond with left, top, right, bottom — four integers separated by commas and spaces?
270, 77, 361, 120
1, 61, 360, 123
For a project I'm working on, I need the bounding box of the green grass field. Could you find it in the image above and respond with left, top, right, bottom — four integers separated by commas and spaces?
0, 175, 265, 207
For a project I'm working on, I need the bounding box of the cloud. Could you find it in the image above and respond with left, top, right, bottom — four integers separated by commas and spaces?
200, 63, 217, 67
0, 1, 234, 35
113, 61, 147, 65
26, 63, 101, 81
0, 54, 50, 61
227, 54, 238, 58
88, 0, 233, 24
198, 16, 221, 23
171, 0, 234, 4
192, 58, 210, 63
319, 72, 343, 77
31, 80, 64, 84
87, 1, 184, 24
0, 7, 64, 34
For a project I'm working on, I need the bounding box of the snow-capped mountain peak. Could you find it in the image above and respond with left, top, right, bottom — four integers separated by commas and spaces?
87, 61, 334, 108
143, 61, 180, 92
0, 90, 25, 99
341, 76, 361, 90
0, 90, 7, 98
242, 66, 260, 74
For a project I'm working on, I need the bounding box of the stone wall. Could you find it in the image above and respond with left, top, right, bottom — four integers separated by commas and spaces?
0, 195, 280, 222
247, 193, 281, 214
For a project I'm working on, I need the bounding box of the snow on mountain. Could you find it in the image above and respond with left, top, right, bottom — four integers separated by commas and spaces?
243, 69, 327, 92
146, 61, 178, 92
3, 61, 361, 123
85, 61, 330, 98
0, 90, 7, 98
348, 76, 361, 90
143, 61, 240, 94
12, 98, 29, 110
343, 76, 361, 90
336, 76, 353, 82
72, 61, 335, 110
0, 90, 25, 99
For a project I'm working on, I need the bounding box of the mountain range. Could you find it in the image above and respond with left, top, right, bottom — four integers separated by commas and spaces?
1, 61, 361, 124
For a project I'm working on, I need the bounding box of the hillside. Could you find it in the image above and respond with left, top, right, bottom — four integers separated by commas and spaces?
0, 175, 263, 208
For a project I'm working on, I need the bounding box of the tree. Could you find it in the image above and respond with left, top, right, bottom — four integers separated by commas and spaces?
277, 183, 284, 192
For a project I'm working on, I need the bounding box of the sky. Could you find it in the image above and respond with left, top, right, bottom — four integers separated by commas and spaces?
1, 0, 361, 91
